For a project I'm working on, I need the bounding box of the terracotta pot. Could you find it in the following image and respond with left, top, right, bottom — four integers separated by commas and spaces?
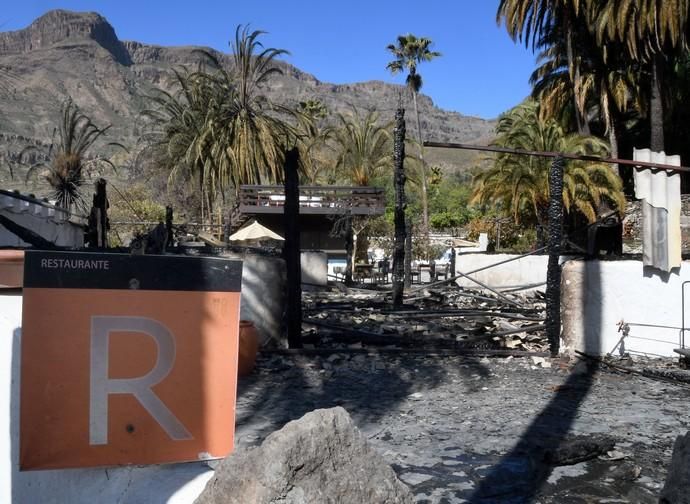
238, 320, 259, 376
0, 250, 24, 288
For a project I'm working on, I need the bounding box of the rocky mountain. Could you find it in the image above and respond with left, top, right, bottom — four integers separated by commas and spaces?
0, 10, 495, 188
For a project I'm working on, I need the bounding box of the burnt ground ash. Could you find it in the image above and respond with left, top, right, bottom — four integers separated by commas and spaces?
234, 287, 690, 503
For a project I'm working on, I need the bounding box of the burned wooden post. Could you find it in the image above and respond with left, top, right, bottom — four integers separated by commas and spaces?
450, 246, 456, 278
392, 107, 407, 308
165, 206, 174, 248
94, 178, 109, 248
344, 215, 354, 286
546, 156, 564, 355
283, 147, 303, 349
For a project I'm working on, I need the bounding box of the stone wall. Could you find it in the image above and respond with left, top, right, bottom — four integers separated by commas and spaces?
623, 195, 690, 254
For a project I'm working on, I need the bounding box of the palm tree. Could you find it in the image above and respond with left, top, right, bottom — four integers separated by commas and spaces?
497, 0, 592, 133
201, 25, 294, 189
141, 26, 293, 223
472, 100, 625, 244
24, 98, 123, 211
333, 108, 392, 270
386, 34, 440, 252
333, 108, 392, 186
295, 99, 333, 184
591, 0, 690, 150
530, 22, 638, 172
141, 67, 221, 222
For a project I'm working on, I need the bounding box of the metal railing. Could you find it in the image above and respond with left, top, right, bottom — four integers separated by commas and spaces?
235, 185, 386, 216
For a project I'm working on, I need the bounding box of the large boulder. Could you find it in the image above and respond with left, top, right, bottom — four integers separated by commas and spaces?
660, 431, 690, 504
195, 407, 413, 504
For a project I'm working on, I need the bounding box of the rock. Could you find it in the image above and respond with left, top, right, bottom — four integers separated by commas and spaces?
544, 434, 615, 466
608, 462, 641, 481
0, 10, 132, 65
531, 356, 547, 367
660, 431, 690, 504
195, 407, 413, 504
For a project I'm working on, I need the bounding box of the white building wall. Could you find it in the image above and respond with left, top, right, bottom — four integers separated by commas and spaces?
562, 260, 689, 357
301, 251, 328, 286
454, 253, 549, 291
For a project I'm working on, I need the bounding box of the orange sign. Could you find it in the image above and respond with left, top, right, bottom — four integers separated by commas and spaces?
20, 251, 242, 470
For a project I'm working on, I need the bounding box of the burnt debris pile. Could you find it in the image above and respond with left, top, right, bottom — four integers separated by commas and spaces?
301, 284, 548, 354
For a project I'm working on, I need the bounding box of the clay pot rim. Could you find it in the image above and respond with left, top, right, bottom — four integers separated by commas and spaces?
0, 250, 25, 264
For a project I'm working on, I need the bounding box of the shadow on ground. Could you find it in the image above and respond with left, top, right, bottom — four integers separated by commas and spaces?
234, 352, 488, 443
467, 260, 602, 503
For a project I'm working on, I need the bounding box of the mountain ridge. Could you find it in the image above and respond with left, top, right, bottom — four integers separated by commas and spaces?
0, 10, 495, 187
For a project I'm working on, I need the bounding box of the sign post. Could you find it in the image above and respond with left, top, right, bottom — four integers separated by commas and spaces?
20, 251, 242, 470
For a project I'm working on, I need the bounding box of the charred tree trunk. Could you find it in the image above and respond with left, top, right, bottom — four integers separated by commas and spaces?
404, 219, 413, 288
393, 107, 407, 308
283, 148, 302, 349
546, 156, 564, 356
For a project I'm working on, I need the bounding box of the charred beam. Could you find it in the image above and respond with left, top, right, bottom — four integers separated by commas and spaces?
546, 156, 564, 355
392, 107, 407, 308
283, 147, 303, 349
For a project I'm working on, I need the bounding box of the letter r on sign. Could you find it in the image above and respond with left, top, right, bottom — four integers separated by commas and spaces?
89, 316, 193, 445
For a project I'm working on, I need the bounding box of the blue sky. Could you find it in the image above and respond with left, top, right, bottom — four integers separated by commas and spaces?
2, 1, 538, 119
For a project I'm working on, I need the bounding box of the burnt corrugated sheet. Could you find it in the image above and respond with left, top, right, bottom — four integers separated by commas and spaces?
633, 148, 681, 272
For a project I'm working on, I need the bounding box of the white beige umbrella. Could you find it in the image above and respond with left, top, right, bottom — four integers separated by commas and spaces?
450, 238, 479, 248
228, 220, 284, 242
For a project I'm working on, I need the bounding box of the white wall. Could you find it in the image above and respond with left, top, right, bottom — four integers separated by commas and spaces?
0, 291, 214, 504
562, 260, 689, 357
222, 251, 287, 348
301, 251, 328, 286
0, 292, 21, 504
454, 253, 549, 292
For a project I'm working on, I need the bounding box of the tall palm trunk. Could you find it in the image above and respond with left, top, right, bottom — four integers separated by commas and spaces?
565, 15, 590, 135
607, 113, 619, 177
411, 90, 429, 257
650, 56, 665, 151
199, 170, 205, 225
535, 202, 549, 248
601, 85, 620, 177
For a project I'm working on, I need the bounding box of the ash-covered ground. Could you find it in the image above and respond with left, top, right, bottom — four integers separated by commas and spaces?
234, 288, 690, 503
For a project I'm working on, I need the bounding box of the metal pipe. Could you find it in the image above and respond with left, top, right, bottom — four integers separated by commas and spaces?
110, 221, 226, 227
424, 141, 690, 173
454, 269, 524, 308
